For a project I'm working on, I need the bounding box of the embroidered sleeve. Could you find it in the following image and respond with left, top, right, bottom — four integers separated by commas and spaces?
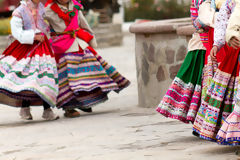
190, 0, 198, 24
213, 0, 232, 49
38, 3, 50, 34
12, 10, 22, 19
38, 3, 45, 16
11, 16, 35, 44
190, 0, 208, 31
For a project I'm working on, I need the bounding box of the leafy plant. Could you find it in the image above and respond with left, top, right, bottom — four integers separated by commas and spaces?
124, 0, 190, 22
0, 18, 11, 35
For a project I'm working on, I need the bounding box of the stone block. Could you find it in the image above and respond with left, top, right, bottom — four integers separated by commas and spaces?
169, 64, 182, 80
156, 65, 166, 82
148, 43, 155, 63
143, 42, 148, 54
176, 45, 187, 61
165, 47, 175, 64
142, 42, 155, 63
141, 58, 149, 85
156, 48, 167, 65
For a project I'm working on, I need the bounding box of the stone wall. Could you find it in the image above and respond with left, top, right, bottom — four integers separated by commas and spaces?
130, 18, 195, 108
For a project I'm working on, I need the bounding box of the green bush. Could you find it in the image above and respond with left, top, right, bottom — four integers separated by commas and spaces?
0, 18, 11, 35
124, 0, 190, 22
0, 0, 3, 7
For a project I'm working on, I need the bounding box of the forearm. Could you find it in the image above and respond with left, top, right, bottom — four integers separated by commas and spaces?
213, 1, 232, 49
10, 16, 35, 44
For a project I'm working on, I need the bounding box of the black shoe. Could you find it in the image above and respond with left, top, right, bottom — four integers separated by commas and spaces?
192, 131, 199, 137
79, 108, 92, 113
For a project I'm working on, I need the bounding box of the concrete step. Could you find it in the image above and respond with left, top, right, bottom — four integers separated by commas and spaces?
93, 23, 123, 48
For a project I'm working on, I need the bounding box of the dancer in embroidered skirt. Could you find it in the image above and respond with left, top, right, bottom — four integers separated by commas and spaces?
156, 0, 228, 124
156, 0, 215, 123
44, 0, 130, 117
0, 0, 59, 120
193, 0, 240, 142
216, 0, 240, 145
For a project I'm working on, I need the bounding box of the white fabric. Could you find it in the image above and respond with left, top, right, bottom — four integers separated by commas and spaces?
213, 0, 232, 49
20, 0, 26, 5
10, 16, 35, 44
188, 33, 206, 51
226, 0, 240, 44
66, 38, 89, 52
198, 0, 216, 28
234, 103, 240, 113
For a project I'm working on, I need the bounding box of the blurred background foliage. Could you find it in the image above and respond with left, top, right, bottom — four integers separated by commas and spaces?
0, 18, 11, 35
124, 0, 190, 22
0, 0, 191, 35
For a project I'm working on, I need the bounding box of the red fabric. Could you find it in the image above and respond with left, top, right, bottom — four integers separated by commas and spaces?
205, 27, 227, 64
45, 0, 54, 7
205, 27, 239, 74
50, 2, 71, 26
87, 46, 97, 55
48, 0, 83, 26
207, 27, 240, 74
2, 36, 54, 61
77, 29, 93, 43
218, 45, 240, 74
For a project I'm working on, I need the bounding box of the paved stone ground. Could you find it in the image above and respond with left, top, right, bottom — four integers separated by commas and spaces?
0, 35, 239, 160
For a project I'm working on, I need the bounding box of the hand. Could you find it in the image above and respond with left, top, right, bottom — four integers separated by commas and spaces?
210, 46, 218, 62
229, 36, 240, 49
34, 34, 44, 42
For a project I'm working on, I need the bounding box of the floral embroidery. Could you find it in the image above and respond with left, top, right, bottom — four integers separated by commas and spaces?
214, 0, 234, 49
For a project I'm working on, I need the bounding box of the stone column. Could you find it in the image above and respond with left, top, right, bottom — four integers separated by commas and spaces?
130, 18, 195, 108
